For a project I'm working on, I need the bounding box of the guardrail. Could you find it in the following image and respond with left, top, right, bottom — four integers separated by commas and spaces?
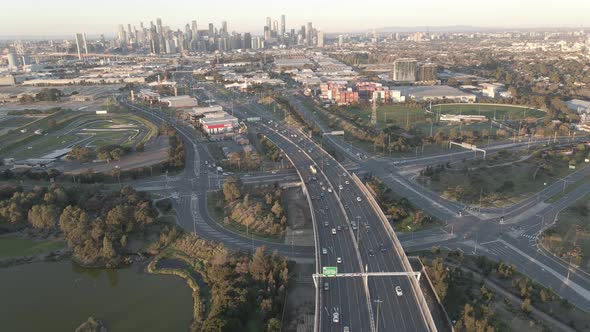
352, 173, 439, 332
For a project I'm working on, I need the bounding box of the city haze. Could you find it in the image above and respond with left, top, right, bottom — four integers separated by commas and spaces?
2, 0, 590, 37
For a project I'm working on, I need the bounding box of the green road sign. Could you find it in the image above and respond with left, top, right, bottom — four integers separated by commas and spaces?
323, 266, 338, 277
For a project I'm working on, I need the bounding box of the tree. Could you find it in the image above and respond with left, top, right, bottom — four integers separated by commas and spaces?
266, 318, 281, 332
223, 176, 241, 202
101, 236, 116, 258
271, 201, 283, 217
521, 297, 531, 313
28, 204, 57, 229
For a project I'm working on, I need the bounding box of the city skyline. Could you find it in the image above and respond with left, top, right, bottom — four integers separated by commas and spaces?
2, 0, 590, 38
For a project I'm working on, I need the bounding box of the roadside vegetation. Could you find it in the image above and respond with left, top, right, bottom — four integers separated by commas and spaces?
541, 193, 590, 272
365, 175, 438, 232
420, 249, 590, 332
209, 176, 287, 240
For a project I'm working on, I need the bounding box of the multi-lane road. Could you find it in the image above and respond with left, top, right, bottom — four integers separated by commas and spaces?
258, 122, 432, 331
120, 81, 590, 329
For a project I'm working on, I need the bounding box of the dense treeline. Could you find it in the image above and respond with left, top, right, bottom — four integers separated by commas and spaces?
0, 184, 156, 266
258, 134, 283, 162
18, 88, 64, 103
160, 124, 185, 169
171, 236, 289, 332
217, 176, 286, 238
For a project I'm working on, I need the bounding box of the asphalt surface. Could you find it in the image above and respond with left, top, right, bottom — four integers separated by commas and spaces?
119, 82, 590, 326
258, 123, 430, 331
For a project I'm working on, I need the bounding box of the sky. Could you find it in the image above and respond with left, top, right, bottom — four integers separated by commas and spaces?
1, 0, 589, 37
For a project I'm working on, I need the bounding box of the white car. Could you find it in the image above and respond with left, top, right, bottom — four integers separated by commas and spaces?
337, 257, 342, 264
395, 286, 403, 296
332, 312, 339, 323
327, 188, 333, 193
322, 248, 328, 255
345, 180, 350, 185
331, 228, 337, 235
344, 327, 350, 332
356, 197, 362, 202
339, 185, 343, 190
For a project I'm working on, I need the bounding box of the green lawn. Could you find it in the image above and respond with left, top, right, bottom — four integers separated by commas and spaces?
419, 150, 585, 206
432, 103, 546, 120
0, 116, 38, 128
542, 193, 590, 272
0, 237, 66, 258
337, 104, 429, 129
0, 111, 158, 159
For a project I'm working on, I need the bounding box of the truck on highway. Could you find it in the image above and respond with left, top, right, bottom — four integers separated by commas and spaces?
309, 165, 317, 174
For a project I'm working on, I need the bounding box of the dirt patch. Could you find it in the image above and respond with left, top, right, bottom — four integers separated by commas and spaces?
283, 187, 314, 246
56, 135, 169, 174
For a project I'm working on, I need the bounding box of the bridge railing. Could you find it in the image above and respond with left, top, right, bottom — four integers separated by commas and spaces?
352, 173, 439, 332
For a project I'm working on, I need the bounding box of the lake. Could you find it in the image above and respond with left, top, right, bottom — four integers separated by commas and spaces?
0, 260, 193, 331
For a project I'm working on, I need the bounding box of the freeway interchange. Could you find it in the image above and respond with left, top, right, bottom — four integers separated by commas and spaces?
121, 83, 590, 330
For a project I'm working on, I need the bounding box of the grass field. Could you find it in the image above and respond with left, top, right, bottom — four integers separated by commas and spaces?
339, 104, 429, 128
0, 116, 38, 128
541, 193, 590, 272
419, 149, 584, 206
0, 110, 159, 159
432, 103, 546, 120
0, 237, 65, 258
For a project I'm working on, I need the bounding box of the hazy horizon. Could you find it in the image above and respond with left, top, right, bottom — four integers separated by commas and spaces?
1, 0, 589, 38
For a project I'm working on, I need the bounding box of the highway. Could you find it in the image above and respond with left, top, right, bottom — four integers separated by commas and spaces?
122, 80, 590, 327
258, 123, 432, 331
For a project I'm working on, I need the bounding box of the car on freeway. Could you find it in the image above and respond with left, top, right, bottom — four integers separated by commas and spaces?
321, 186, 326, 191
324, 221, 329, 227
336, 257, 342, 264
331, 228, 337, 235
320, 192, 325, 198
344, 327, 349, 332
351, 223, 357, 230
271, 170, 277, 174
328, 188, 332, 193
343, 172, 347, 177
368, 249, 375, 257
332, 312, 339, 323
356, 197, 362, 202
395, 286, 403, 296
380, 243, 386, 252
339, 185, 343, 190
322, 248, 328, 255
343, 225, 349, 231
345, 180, 350, 185
337, 225, 342, 231
324, 282, 330, 291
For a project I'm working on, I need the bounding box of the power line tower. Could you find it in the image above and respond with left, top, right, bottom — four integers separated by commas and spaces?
371, 91, 378, 126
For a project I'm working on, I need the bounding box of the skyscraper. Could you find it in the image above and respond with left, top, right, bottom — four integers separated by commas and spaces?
280, 15, 286, 37
208, 23, 214, 37
75, 33, 88, 60
306, 22, 313, 46
221, 21, 228, 36
191, 20, 198, 35
266, 17, 272, 30
317, 31, 324, 47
